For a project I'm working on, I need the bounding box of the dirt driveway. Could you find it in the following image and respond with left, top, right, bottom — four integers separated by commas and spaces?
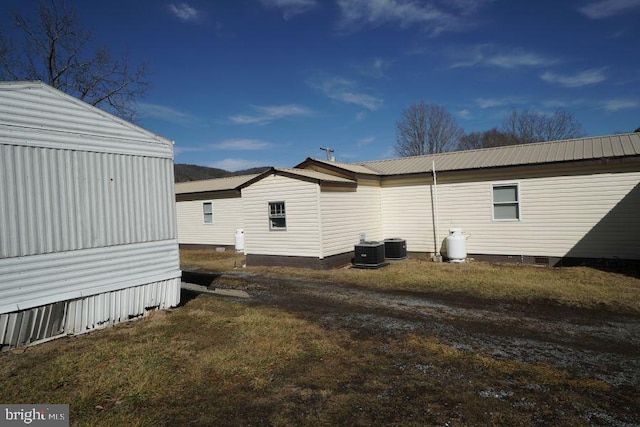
182, 269, 640, 424
183, 270, 640, 387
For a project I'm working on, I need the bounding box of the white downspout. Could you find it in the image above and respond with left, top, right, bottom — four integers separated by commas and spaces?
432, 161, 441, 261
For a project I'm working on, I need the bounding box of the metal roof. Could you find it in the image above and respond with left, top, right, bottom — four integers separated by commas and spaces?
272, 167, 356, 183
299, 158, 379, 175
357, 133, 640, 175
175, 174, 259, 194
175, 168, 355, 195
0, 81, 172, 147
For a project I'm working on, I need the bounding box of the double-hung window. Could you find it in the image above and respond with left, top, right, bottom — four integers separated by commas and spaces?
268, 201, 286, 230
203, 201, 213, 224
492, 184, 520, 221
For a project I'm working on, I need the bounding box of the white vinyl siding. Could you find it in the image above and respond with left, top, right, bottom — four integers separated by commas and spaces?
379, 171, 640, 260
320, 180, 383, 257
176, 198, 244, 246
242, 175, 320, 257
381, 177, 433, 253
492, 184, 520, 221
203, 201, 213, 224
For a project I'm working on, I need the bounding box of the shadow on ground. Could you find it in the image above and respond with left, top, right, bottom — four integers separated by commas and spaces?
178, 270, 223, 307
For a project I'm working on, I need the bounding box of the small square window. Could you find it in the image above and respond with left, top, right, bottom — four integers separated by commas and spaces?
492, 184, 520, 221
268, 201, 286, 230
203, 202, 213, 224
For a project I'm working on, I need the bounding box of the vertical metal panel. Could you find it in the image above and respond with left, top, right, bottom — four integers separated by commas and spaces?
0, 278, 180, 350
0, 145, 177, 258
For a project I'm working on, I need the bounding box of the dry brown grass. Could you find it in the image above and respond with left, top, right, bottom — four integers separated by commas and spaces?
1, 295, 632, 426
1, 250, 637, 425
181, 249, 640, 314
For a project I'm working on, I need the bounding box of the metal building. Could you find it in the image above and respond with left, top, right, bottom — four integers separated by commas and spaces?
0, 81, 182, 350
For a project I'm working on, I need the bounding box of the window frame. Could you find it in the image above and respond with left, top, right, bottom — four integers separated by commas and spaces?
268, 201, 287, 231
202, 201, 213, 224
491, 183, 520, 221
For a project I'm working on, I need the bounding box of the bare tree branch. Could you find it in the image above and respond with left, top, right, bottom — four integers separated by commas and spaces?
0, 0, 149, 121
458, 128, 514, 151
394, 101, 462, 157
502, 108, 585, 144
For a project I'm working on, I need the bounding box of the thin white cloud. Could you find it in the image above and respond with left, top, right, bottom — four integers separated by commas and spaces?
209, 158, 267, 171
259, 0, 318, 19
604, 99, 638, 111
337, 0, 447, 33
579, 0, 640, 19
229, 104, 314, 125
312, 77, 383, 111
358, 58, 392, 79
456, 109, 472, 119
450, 45, 556, 69
168, 3, 201, 22
475, 97, 525, 109
357, 136, 375, 146
210, 139, 273, 150
487, 52, 554, 68
336, 0, 493, 35
136, 102, 194, 124
540, 68, 606, 87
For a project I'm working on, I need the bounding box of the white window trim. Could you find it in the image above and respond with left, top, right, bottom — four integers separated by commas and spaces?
268, 201, 287, 231
491, 183, 521, 221
203, 201, 213, 225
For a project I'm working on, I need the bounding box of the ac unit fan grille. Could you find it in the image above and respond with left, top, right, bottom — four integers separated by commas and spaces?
384, 238, 407, 259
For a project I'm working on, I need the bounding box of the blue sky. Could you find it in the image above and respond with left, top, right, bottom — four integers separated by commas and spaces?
3, 1, 640, 170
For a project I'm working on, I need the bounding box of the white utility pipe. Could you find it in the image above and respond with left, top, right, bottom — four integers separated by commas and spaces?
432, 160, 440, 257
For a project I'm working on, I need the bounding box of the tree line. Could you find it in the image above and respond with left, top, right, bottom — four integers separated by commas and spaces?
394, 100, 595, 157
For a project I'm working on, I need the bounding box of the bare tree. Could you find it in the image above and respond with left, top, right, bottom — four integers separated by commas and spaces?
0, 0, 149, 121
502, 109, 585, 144
394, 101, 463, 156
457, 127, 513, 151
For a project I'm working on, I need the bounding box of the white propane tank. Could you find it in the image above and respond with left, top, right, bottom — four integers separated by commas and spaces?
446, 228, 466, 262
235, 229, 245, 252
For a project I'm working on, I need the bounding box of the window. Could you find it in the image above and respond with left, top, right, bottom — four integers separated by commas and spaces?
203, 201, 213, 224
492, 184, 520, 220
268, 201, 286, 230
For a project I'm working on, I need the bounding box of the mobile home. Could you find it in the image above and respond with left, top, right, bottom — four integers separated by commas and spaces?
0, 81, 182, 349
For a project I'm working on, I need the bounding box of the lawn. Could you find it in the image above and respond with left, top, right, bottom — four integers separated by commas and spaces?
181, 248, 640, 314
1, 250, 638, 426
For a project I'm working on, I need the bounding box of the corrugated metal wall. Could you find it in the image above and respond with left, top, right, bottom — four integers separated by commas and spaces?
0, 240, 180, 314
0, 144, 176, 258
0, 278, 180, 350
0, 82, 181, 349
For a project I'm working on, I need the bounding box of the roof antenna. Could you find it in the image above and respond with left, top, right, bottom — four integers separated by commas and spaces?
320, 147, 335, 161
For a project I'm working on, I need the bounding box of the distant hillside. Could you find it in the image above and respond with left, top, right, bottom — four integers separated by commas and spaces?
174, 163, 270, 183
